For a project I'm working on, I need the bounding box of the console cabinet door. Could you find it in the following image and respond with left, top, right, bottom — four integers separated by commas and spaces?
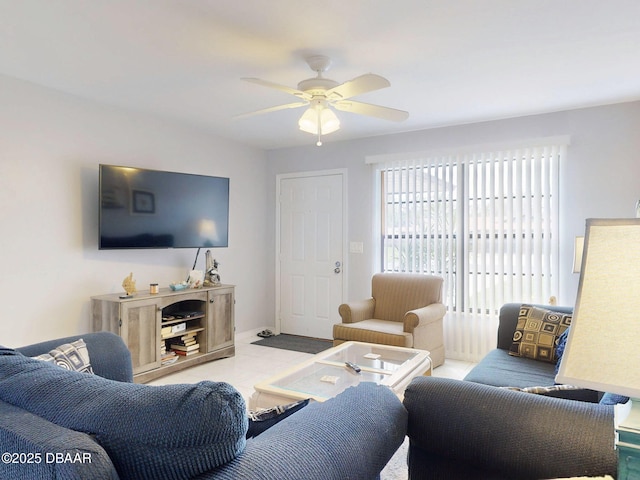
121, 298, 161, 374
207, 287, 234, 352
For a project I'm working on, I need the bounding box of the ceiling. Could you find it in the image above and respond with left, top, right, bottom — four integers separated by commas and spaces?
2, 0, 640, 150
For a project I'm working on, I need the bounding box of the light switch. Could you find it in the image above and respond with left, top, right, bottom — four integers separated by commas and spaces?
350, 241, 364, 254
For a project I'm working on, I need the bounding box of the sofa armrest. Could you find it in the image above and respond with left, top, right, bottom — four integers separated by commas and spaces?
16, 332, 133, 383
207, 383, 408, 480
338, 298, 375, 323
404, 377, 616, 479
403, 303, 445, 333
0, 400, 119, 480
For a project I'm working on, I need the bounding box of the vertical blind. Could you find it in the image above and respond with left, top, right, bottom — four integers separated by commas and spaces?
373, 138, 565, 318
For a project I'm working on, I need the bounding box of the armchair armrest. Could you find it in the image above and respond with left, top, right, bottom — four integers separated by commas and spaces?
209, 383, 408, 480
404, 377, 616, 479
338, 298, 375, 323
403, 303, 446, 333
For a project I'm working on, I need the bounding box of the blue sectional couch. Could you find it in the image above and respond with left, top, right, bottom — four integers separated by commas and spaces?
463, 303, 599, 401
1, 332, 407, 479
402, 303, 622, 479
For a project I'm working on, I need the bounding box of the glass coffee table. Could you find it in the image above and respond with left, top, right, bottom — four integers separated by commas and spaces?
250, 341, 431, 409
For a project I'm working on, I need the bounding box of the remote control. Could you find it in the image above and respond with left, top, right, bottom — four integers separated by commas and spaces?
345, 361, 361, 373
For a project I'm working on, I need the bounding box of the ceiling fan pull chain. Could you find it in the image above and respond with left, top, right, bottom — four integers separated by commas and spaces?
316, 108, 323, 146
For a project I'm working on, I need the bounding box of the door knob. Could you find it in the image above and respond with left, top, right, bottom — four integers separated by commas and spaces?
334, 261, 341, 274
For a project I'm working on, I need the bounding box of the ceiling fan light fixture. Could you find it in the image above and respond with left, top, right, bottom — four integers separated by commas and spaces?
298, 107, 319, 134
320, 108, 340, 135
298, 105, 340, 140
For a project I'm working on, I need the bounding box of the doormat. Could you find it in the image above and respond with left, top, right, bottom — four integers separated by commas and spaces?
251, 334, 333, 354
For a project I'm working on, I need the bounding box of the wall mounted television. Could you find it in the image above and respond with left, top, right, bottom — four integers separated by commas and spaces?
99, 164, 229, 249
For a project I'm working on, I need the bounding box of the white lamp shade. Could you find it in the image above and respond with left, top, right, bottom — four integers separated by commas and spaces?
298, 107, 318, 134
319, 108, 340, 134
556, 218, 640, 398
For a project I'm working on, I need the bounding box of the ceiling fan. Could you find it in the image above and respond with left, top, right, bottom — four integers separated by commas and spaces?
236, 55, 409, 146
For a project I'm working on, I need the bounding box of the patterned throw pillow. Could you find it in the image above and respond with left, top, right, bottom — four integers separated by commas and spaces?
246, 399, 310, 438
554, 327, 570, 373
509, 305, 572, 363
32, 339, 93, 374
502, 384, 582, 395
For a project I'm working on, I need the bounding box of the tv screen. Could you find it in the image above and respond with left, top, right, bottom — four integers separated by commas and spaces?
99, 164, 229, 249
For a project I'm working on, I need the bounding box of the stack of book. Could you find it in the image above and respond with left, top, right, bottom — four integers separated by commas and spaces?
160, 340, 178, 365
161, 350, 178, 365
170, 332, 200, 356
160, 325, 179, 364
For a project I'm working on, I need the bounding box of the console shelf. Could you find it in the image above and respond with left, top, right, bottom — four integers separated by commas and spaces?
91, 284, 235, 383
161, 326, 205, 341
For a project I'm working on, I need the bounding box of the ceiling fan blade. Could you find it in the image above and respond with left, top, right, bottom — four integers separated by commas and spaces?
333, 100, 409, 122
326, 74, 390, 100
242, 77, 311, 100
234, 101, 308, 120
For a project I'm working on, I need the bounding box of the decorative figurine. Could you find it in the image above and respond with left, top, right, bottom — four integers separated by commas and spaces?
187, 270, 204, 288
204, 250, 221, 286
122, 272, 137, 296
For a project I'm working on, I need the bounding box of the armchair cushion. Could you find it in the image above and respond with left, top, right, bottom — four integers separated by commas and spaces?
333, 319, 412, 347
0, 348, 247, 480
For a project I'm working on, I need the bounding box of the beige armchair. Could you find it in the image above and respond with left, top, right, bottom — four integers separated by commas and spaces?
333, 273, 446, 367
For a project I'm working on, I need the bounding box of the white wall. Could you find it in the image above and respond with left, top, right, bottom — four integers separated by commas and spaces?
0, 75, 270, 347
267, 101, 640, 308
3, 71, 637, 350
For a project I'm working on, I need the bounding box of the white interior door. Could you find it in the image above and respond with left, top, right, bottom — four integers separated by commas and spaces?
277, 171, 345, 339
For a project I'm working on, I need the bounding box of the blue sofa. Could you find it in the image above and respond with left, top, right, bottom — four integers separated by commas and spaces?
403, 304, 620, 479
1, 332, 407, 479
463, 303, 599, 401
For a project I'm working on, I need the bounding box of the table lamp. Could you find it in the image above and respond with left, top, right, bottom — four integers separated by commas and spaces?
556, 218, 640, 479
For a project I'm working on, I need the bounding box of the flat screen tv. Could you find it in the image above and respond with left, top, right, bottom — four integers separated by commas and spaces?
99, 164, 229, 249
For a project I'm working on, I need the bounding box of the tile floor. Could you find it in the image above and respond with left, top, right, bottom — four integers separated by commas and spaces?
148, 328, 476, 407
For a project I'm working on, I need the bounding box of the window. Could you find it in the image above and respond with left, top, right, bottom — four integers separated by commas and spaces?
376, 139, 565, 316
